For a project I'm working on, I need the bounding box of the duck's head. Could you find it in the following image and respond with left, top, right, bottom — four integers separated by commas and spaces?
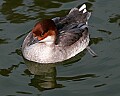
32, 19, 57, 45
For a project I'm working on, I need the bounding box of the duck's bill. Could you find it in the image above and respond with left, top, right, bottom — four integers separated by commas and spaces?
30, 37, 40, 45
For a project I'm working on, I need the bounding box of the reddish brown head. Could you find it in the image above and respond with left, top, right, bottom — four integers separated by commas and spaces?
32, 19, 57, 43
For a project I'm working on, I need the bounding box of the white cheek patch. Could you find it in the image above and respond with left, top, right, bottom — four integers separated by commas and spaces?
39, 36, 55, 44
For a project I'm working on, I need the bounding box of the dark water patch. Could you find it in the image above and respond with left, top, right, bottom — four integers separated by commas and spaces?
29, 76, 64, 91
52, 0, 75, 3
15, 30, 30, 40
94, 83, 107, 88
98, 29, 112, 35
6, 95, 16, 96
0, 38, 9, 44
90, 37, 103, 45
104, 74, 112, 78
0, 0, 23, 15
0, 29, 3, 31
47, 10, 68, 17
0, 64, 19, 76
0, 0, 36, 23
9, 48, 22, 56
0, 68, 12, 76
0, 0, 38, 23
22, 69, 33, 76
0, 0, 24, 23
33, 0, 61, 9
0, 21, 7, 23
56, 74, 98, 81
88, 0, 96, 2
112, 36, 120, 40
16, 91, 32, 95
15, 33, 26, 40
5, 13, 35, 23
85, 2, 93, 11
109, 14, 120, 26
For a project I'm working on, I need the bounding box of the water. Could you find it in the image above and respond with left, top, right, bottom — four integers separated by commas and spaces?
0, 0, 120, 96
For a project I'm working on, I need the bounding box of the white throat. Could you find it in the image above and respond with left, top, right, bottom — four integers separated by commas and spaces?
39, 36, 55, 45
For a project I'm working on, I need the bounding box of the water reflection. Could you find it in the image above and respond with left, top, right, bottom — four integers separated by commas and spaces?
0, 0, 23, 15
90, 37, 103, 45
0, 38, 8, 44
0, 29, 3, 31
52, 0, 74, 3
33, 0, 61, 9
94, 83, 106, 88
24, 60, 64, 91
0, 0, 65, 23
57, 73, 97, 81
109, 14, 120, 26
0, 62, 23, 76
24, 59, 98, 91
0, 0, 34, 23
9, 48, 22, 56
98, 29, 112, 35
0, 0, 94, 24
88, 0, 96, 2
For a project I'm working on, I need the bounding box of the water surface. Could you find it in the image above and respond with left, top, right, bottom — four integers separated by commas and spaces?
0, 0, 120, 96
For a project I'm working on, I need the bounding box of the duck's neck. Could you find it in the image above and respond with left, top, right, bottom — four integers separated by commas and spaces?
44, 41, 55, 46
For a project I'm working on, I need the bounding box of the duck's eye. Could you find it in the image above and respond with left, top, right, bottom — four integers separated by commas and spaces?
40, 33, 44, 37
40, 29, 48, 37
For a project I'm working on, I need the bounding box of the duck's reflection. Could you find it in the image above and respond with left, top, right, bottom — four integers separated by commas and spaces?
23, 49, 98, 91
24, 59, 63, 91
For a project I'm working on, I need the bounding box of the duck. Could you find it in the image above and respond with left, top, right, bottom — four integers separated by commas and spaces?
22, 4, 95, 63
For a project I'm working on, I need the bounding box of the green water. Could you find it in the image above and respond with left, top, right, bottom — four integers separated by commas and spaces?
0, 0, 120, 96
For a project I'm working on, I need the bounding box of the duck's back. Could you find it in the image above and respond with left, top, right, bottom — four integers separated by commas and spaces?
52, 4, 91, 46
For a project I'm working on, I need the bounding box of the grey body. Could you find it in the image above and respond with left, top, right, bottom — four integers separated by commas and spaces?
22, 4, 91, 63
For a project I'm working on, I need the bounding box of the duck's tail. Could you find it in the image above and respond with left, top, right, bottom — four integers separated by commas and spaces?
79, 4, 91, 20
68, 4, 91, 24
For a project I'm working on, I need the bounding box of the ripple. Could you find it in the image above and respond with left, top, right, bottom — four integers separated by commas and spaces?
16, 91, 32, 95
88, 0, 96, 2
0, 38, 9, 44
98, 29, 112, 35
0, 29, 3, 31
109, 14, 120, 26
0, 64, 19, 76
15, 31, 30, 40
90, 37, 103, 45
94, 83, 107, 88
56, 74, 98, 81
9, 48, 22, 56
